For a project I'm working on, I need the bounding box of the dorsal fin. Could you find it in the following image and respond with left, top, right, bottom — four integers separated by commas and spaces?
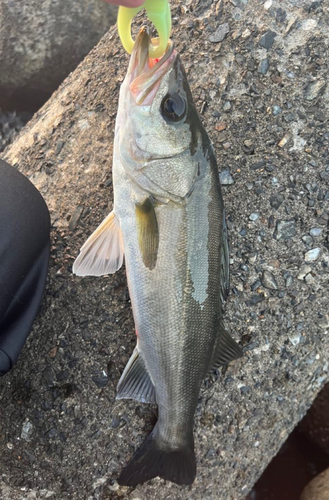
208, 319, 242, 373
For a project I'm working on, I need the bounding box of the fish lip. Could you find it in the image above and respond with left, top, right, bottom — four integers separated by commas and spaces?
129, 26, 151, 80
128, 26, 176, 105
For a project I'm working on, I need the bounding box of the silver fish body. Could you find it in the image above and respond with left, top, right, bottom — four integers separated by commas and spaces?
73, 27, 242, 486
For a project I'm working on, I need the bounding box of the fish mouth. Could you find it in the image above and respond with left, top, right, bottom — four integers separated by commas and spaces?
128, 26, 176, 105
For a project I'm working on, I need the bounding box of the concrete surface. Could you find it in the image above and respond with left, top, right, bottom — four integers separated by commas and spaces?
1, 0, 329, 498
0, 0, 116, 111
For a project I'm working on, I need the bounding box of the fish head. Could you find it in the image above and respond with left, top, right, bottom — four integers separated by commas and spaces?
116, 27, 206, 201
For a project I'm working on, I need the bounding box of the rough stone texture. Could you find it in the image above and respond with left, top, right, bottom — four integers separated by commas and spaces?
0, 0, 116, 111
1, 0, 329, 498
300, 468, 329, 500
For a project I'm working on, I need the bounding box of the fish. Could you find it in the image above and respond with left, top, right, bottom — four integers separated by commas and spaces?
73, 26, 242, 487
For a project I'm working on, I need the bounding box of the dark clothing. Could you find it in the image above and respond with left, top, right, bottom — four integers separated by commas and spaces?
0, 159, 50, 375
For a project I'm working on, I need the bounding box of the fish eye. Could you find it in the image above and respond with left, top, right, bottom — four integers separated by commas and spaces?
161, 93, 187, 123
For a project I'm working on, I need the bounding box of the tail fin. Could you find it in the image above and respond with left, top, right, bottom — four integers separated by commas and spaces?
118, 425, 196, 486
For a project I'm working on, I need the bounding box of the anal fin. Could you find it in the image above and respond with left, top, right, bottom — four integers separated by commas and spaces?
208, 319, 243, 373
116, 347, 156, 404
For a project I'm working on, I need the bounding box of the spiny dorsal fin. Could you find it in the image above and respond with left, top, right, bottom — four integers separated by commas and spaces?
208, 319, 242, 373
73, 211, 124, 276
116, 347, 156, 404
135, 198, 159, 270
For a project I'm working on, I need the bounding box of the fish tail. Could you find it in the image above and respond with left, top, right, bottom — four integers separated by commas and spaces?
118, 425, 196, 486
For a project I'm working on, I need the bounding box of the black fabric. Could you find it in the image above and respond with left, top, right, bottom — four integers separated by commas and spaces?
0, 159, 50, 376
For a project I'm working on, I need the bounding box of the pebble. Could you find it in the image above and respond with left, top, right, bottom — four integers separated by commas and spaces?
320, 171, 329, 181
215, 122, 227, 132
209, 23, 230, 43
55, 140, 65, 155
247, 252, 258, 264
220, 169, 234, 185
272, 105, 282, 115
259, 30, 277, 50
305, 248, 321, 262
249, 213, 259, 221
270, 194, 284, 210
262, 270, 278, 290
318, 315, 329, 329
302, 234, 313, 247
69, 206, 84, 231
231, 0, 248, 8
304, 80, 326, 101
92, 375, 109, 388
21, 421, 33, 441
246, 294, 265, 306
317, 211, 329, 225
285, 113, 295, 122
278, 133, 291, 148
310, 228, 322, 237
297, 265, 312, 280
258, 59, 269, 74
276, 8, 287, 23
285, 275, 293, 287
223, 101, 232, 112
250, 160, 266, 170
110, 418, 121, 429
289, 334, 301, 346
240, 386, 250, 394
285, 70, 295, 79
251, 279, 262, 291
305, 273, 315, 285
274, 220, 296, 240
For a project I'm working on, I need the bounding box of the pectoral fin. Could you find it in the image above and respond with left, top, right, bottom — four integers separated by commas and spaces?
135, 198, 159, 270
208, 319, 242, 373
73, 211, 124, 276
116, 347, 156, 404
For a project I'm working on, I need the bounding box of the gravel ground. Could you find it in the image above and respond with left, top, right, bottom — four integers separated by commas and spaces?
1, 0, 329, 499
